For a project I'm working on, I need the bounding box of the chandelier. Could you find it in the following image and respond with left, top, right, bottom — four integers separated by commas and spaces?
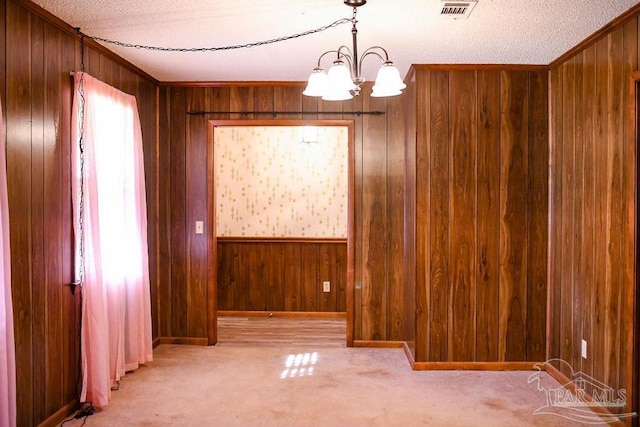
303, 0, 406, 101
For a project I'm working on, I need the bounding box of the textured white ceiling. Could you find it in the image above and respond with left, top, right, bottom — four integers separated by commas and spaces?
31, 0, 640, 82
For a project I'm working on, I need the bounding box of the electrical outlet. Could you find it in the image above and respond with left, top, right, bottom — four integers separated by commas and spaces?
322, 281, 330, 293
581, 339, 587, 359
195, 221, 204, 234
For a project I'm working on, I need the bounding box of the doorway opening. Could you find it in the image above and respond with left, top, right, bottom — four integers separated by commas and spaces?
206, 120, 355, 347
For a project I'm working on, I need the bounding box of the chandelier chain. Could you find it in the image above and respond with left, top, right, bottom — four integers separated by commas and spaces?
76, 17, 353, 53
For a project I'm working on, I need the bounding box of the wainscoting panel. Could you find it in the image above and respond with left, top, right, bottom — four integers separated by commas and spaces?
217, 239, 347, 313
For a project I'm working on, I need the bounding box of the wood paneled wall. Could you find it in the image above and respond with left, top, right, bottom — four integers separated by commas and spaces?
3, 1, 159, 424
405, 66, 549, 363
217, 239, 347, 312
548, 16, 638, 416
158, 83, 409, 342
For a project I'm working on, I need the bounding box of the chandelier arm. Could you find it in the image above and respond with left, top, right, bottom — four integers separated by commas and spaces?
360, 46, 391, 61
316, 50, 340, 67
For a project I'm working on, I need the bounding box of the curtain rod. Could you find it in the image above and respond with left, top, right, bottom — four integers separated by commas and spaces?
187, 110, 385, 117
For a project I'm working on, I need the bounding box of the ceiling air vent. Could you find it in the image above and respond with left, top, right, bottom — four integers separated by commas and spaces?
440, 1, 477, 19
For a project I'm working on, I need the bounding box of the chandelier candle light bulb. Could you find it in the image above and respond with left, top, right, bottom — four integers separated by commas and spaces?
303, 0, 406, 100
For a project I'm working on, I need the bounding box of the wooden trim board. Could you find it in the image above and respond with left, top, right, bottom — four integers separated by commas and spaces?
217, 310, 346, 319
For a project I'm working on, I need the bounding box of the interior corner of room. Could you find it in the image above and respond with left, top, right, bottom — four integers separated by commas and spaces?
3, 0, 640, 425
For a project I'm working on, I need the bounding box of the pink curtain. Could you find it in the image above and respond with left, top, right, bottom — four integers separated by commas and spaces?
71, 72, 153, 407
0, 99, 16, 425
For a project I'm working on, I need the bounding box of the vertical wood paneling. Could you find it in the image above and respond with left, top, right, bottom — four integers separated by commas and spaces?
283, 242, 302, 310
571, 54, 584, 373
273, 86, 302, 120
60, 28, 77, 408
593, 36, 608, 383
216, 241, 347, 313
476, 70, 500, 362
4, 1, 159, 423
560, 58, 576, 373
302, 244, 318, 311
158, 86, 172, 337
186, 87, 208, 337
619, 17, 637, 411
230, 86, 254, 119
409, 67, 547, 364
448, 70, 477, 361
361, 93, 387, 341
43, 21, 64, 416
549, 66, 563, 366
604, 27, 623, 389
414, 71, 430, 361
403, 74, 417, 358
216, 241, 234, 309
386, 93, 406, 341
429, 71, 450, 362
267, 244, 284, 311
526, 70, 549, 362
581, 43, 596, 381
7, 3, 34, 423
30, 13, 46, 424
169, 87, 188, 337
349, 91, 363, 341
499, 71, 529, 361
233, 243, 249, 310
549, 13, 639, 414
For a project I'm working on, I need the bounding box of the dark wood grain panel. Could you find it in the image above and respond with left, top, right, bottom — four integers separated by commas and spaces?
499, 70, 529, 361
283, 242, 302, 311
319, 243, 338, 312
548, 66, 564, 369
232, 242, 249, 310
386, 93, 406, 341
266, 243, 284, 311
158, 86, 172, 338
216, 239, 234, 310
302, 244, 318, 311
570, 55, 584, 373
560, 58, 576, 373
186, 87, 209, 337
7, 3, 35, 423
273, 86, 302, 120
217, 241, 347, 313
603, 27, 624, 389
169, 87, 188, 337
230, 86, 254, 120
592, 35, 608, 383
43, 20, 65, 416
248, 243, 267, 310
476, 70, 501, 362
361, 92, 387, 341
580, 43, 596, 383
526, 70, 548, 363
30, 13, 47, 423
448, 70, 477, 361
59, 28, 78, 408
414, 71, 430, 362
548, 12, 639, 414
254, 86, 274, 115
429, 70, 450, 362
348, 92, 363, 342
619, 18, 638, 415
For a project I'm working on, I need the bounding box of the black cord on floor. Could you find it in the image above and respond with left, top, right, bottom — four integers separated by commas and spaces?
60, 403, 95, 426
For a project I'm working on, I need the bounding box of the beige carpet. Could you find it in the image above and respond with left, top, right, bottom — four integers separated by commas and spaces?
59, 344, 611, 426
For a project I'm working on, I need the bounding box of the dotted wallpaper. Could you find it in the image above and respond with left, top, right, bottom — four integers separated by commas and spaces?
214, 126, 348, 238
